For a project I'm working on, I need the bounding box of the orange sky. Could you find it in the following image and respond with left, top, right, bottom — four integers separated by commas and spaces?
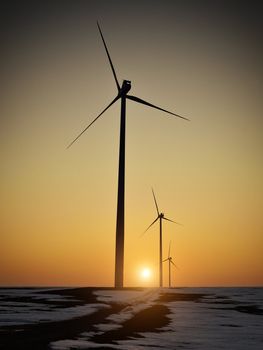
0, 1, 262, 287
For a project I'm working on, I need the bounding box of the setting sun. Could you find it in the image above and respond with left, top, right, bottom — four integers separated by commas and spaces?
141, 268, 151, 280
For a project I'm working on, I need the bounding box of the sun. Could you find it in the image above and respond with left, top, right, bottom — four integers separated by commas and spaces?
141, 268, 151, 280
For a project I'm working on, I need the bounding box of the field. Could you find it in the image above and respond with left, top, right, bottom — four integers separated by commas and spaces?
0, 287, 262, 349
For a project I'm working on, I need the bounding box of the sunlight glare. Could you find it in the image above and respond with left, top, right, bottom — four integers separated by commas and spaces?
141, 268, 151, 280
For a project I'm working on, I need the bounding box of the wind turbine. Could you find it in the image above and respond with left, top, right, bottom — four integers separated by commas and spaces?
67, 22, 189, 288
143, 189, 181, 287
163, 241, 178, 288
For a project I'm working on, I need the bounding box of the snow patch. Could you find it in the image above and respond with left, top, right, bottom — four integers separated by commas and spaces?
0, 303, 109, 326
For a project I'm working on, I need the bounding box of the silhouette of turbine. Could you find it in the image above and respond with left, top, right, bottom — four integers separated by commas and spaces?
163, 241, 178, 288
143, 189, 181, 287
68, 22, 188, 288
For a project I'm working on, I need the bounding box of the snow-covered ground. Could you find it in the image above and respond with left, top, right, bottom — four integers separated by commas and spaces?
93, 288, 160, 331
51, 288, 263, 350
1, 287, 262, 349
0, 288, 108, 326
0, 302, 109, 327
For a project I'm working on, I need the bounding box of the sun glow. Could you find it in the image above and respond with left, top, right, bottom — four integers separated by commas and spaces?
141, 268, 151, 280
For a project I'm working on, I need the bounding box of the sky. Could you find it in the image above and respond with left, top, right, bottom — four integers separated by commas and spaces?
0, 0, 262, 287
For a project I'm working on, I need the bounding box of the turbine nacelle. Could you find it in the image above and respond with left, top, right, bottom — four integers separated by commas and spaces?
159, 213, 165, 218
120, 80, 131, 95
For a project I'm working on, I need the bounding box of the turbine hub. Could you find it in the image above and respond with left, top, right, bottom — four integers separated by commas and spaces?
120, 80, 131, 95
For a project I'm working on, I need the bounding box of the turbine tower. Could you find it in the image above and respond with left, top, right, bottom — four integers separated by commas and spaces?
143, 189, 181, 287
68, 22, 188, 288
163, 241, 178, 288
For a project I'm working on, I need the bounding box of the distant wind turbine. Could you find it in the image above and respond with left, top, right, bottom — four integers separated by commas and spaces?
143, 189, 181, 287
163, 241, 178, 288
67, 22, 188, 288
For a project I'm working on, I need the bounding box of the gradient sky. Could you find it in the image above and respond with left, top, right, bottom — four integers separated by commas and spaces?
1, 0, 262, 287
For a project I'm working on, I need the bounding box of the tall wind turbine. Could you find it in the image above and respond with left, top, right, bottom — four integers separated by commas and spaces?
143, 189, 181, 287
67, 22, 188, 288
163, 241, 178, 288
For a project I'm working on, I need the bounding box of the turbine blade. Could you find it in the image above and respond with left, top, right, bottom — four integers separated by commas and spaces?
163, 217, 183, 225
168, 240, 171, 258
151, 188, 160, 216
171, 260, 179, 269
163, 258, 169, 262
141, 216, 159, 236
67, 96, 119, 149
97, 21, 120, 91
127, 95, 189, 121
